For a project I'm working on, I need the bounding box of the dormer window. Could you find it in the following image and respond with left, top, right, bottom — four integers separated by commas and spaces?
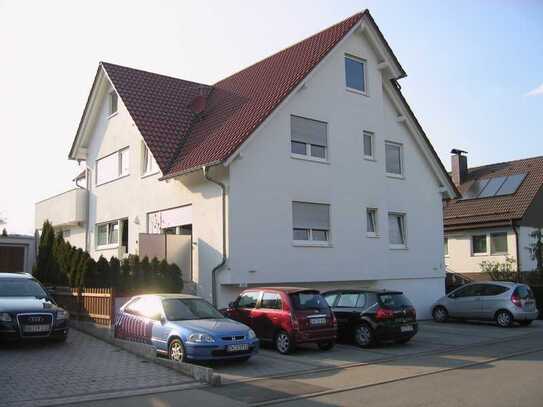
109, 91, 118, 116
345, 55, 366, 94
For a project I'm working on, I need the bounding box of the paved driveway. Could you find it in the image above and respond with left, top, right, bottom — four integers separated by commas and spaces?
0, 329, 196, 407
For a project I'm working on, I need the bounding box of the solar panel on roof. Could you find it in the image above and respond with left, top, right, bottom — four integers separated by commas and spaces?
496, 173, 526, 196
478, 176, 507, 198
461, 173, 527, 200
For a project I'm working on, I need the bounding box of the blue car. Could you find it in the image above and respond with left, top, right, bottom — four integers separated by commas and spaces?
114, 294, 259, 362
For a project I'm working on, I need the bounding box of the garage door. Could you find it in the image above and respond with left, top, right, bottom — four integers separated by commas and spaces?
0, 245, 25, 273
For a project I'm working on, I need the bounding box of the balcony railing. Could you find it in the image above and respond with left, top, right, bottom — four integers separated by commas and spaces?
35, 188, 88, 228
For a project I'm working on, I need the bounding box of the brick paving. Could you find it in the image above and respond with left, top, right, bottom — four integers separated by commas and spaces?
0, 329, 195, 406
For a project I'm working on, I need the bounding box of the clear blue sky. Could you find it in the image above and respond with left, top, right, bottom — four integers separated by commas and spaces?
0, 0, 541, 234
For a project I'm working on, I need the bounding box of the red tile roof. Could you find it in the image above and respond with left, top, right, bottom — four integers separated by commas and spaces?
444, 156, 543, 230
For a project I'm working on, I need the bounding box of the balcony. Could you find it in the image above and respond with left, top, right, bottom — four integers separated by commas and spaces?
35, 188, 88, 229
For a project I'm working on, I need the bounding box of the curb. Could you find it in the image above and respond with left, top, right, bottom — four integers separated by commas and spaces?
69, 320, 222, 386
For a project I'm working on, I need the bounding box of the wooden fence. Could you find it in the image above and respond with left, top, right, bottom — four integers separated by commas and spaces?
51, 287, 115, 326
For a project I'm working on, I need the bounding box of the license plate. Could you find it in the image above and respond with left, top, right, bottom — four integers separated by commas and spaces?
309, 317, 326, 326
400, 325, 414, 333
227, 344, 249, 352
23, 324, 50, 333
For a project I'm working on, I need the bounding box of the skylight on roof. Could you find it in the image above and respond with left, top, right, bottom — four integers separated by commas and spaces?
461, 173, 526, 200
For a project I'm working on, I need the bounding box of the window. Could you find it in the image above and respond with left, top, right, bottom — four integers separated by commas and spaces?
388, 213, 406, 247
96, 219, 124, 248
290, 115, 328, 160
96, 148, 129, 185
324, 293, 338, 306
444, 237, 448, 256
490, 233, 508, 254
345, 55, 366, 93
385, 142, 403, 176
292, 201, 330, 244
237, 292, 260, 309
363, 131, 374, 159
482, 285, 508, 296
337, 293, 359, 308
62, 229, 71, 238
366, 208, 377, 236
472, 235, 487, 255
109, 91, 118, 116
142, 142, 159, 175
261, 292, 282, 310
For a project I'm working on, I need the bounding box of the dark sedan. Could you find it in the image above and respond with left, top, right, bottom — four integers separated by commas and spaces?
322, 289, 417, 347
0, 273, 69, 342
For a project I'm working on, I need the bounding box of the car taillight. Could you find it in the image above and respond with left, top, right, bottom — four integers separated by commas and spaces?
376, 307, 395, 320
511, 293, 522, 308
410, 307, 417, 319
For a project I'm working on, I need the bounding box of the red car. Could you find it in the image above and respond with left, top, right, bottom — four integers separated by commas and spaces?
223, 287, 337, 354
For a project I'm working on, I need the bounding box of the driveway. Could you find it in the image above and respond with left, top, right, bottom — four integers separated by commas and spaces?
0, 329, 197, 407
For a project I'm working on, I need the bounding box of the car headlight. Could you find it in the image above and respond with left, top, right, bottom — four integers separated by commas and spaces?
56, 310, 69, 321
188, 333, 215, 343
0, 312, 12, 322
248, 329, 256, 339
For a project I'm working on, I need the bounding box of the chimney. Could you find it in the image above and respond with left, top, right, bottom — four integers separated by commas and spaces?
450, 149, 468, 186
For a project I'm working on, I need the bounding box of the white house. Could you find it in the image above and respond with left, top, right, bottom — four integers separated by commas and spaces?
444, 150, 543, 282
35, 11, 456, 318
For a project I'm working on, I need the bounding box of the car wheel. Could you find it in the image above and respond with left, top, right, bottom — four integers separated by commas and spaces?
432, 306, 448, 323
317, 341, 335, 351
519, 320, 533, 326
354, 323, 375, 348
496, 310, 513, 328
168, 338, 186, 362
275, 331, 295, 354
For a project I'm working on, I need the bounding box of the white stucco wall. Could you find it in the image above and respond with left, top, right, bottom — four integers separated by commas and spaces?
222, 29, 446, 316
84, 85, 224, 302
518, 226, 539, 272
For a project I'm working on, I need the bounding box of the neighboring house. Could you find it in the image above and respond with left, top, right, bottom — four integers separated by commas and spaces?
444, 150, 543, 280
0, 234, 36, 274
35, 10, 456, 317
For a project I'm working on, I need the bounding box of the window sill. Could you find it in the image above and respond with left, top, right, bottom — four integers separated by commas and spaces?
290, 154, 330, 165
386, 173, 405, 180
96, 174, 130, 187
346, 87, 368, 97
363, 156, 376, 162
141, 170, 160, 179
366, 233, 379, 238
471, 253, 488, 257
389, 244, 408, 250
292, 241, 332, 248
96, 244, 119, 251
107, 112, 119, 120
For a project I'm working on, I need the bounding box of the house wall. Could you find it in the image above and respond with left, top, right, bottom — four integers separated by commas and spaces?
518, 226, 539, 272
224, 28, 446, 318
445, 227, 516, 273
85, 86, 224, 302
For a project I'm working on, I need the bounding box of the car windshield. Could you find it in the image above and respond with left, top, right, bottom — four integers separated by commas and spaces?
162, 298, 224, 321
0, 278, 48, 298
289, 291, 328, 311
378, 293, 412, 309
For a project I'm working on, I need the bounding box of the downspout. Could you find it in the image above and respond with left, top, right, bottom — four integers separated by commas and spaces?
512, 220, 521, 283
203, 165, 226, 307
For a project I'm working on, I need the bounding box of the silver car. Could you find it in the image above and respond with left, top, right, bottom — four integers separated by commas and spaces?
432, 282, 539, 327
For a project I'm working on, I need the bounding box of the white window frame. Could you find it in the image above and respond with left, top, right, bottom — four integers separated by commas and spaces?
344, 54, 368, 95
95, 147, 130, 186
444, 237, 449, 257
141, 141, 159, 177
471, 234, 488, 256
366, 208, 378, 237
292, 202, 331, 247
96, 220, 120, 250
388, 212, 407, 249
385, 141, 404, 178
363, 131, 375, 161
490, 232, 508, 255
108, 91, 118, 117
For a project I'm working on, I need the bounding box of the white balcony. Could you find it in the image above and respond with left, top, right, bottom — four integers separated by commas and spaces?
35, 188, 88, 229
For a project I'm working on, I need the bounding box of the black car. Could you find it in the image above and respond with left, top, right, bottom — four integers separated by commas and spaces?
322, 289, 417, 347
0, 273, 69, 342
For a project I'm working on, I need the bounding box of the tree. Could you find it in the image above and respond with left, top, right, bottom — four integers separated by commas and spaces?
481, 257, 517, 282
528, 230, 543, 273
109, 257, 121, 289
95, 256, 110, 287
141, 256, 151, 288
34, 221, 56, 284
1, 228, 7, 237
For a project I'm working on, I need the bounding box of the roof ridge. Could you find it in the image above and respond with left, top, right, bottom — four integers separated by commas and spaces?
100, 61, 211, 88
468, 154, 543, 172
213, 11, 366, 86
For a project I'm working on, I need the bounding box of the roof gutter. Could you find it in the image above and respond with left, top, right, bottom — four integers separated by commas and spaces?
202, 165, 227, 307
159, 161, 223, 182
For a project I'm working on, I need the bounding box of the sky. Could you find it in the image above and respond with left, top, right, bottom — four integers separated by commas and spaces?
0, 0, 541, 235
